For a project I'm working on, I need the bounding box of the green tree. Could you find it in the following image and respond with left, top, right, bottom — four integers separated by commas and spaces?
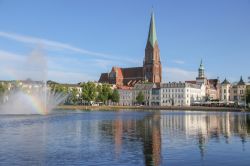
69, 88, 78, 105
136, 91, 144, 105
246, 87, 250, 104
0, 83, 6, 103
81, 82, 97, 104
96, 84, 112, 104
111, 89, 120, 104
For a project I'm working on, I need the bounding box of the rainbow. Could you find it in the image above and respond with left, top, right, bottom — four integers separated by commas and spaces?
16, 91, 49, 115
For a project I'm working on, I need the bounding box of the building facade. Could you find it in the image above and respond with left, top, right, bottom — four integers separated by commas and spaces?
132, 83, 156, 106
117, 86, 133, 106
160, 82, 206, 106
219, 77, 247, 105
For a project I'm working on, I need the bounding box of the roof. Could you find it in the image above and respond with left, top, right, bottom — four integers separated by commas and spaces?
185, 80, 197, 84
122, 67, 143, 79
147, 11, 157, 47
133, 83, 156, 90
117, 86, 132, 90
238, 76, 245, 85
98, 73, 109, 83
221, 78, 230, 85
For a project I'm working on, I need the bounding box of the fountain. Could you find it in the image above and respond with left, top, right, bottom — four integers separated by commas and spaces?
0, 47, 68, 115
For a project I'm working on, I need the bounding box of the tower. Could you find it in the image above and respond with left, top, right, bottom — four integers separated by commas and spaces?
196, 59, 206, 85
198, 59, 205, 78
143, 11, 162, 83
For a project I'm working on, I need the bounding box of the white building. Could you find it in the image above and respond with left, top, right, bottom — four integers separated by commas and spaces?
118, 86, 133, 106
160, 82, 206, 106
220, 78, 231, 102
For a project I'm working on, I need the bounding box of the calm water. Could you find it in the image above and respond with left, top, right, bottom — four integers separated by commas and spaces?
0, 110, 250, 166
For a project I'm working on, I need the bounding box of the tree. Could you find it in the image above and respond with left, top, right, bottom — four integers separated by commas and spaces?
111, 89, 120, 104
96, 84, 112, 104
136, 91, 144, 105
81, 82, 97, 104
246, 87, 250, 105
0, 83, 6, 103
69, 88, 78, 105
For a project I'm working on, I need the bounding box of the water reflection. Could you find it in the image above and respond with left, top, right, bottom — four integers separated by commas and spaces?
0, 111, 250, 165
105, 111, 250, 165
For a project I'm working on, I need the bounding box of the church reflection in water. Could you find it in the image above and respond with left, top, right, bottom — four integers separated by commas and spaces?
105, 111, 250, 166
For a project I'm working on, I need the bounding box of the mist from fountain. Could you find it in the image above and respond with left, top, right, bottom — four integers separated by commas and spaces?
0, 47, 68, 115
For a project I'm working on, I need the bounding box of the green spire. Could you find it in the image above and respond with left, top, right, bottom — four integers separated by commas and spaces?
199, 59, 204, 70
147, 11, 157, 47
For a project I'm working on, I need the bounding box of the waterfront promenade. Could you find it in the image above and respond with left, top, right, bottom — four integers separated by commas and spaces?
57, 105, 247, 112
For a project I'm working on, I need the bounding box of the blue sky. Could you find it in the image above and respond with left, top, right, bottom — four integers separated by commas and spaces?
0, 0, 249, 83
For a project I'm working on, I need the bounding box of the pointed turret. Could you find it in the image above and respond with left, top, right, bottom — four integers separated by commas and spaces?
143, 10, 162, 83
199, 59, 204, 70
238, 76, 245, 85
198, 59, 205, 78
147, 11, 157, 47
221, 78, 230, 85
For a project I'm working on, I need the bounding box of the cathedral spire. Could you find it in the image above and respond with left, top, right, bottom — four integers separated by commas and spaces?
147, 11, 157, 47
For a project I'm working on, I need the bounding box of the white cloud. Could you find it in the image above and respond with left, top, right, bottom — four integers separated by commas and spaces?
0, 31, 137, 64
164, 67, 197, 82
0, 50, 25, 62
172, 60, 185, 64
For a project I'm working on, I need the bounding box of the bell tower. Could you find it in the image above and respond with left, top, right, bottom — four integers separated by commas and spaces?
143, 11, 162, 83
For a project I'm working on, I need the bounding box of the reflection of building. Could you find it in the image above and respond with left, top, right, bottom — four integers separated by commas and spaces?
98, 12, 162, 87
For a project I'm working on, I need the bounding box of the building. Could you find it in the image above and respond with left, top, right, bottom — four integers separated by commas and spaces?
186, 60, 220, 100
230, 76, 246, 104
117, 86, 133, 106
219, 76, 247, 105
132, 83, 157, 106
160, 82, 206, 106
98, 12, 162, 87
220, 78, 231, 102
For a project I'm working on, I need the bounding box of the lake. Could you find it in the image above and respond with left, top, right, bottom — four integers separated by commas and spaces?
0, 110, 249, 166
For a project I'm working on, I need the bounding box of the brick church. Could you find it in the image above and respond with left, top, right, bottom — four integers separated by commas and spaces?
98, 12, 162, 87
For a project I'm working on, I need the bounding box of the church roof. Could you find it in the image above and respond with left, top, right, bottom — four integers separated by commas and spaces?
221, 78, 230, 85
98, 73, 109, 83
122, 67, 143, 79
147, 11, 157, 47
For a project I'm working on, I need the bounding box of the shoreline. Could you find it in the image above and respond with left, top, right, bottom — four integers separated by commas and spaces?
56, 105, 248, 112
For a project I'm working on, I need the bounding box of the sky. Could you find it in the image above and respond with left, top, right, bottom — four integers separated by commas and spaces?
0, 0, 249, 83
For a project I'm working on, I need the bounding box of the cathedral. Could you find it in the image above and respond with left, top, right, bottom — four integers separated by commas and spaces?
98, 12, 162, 87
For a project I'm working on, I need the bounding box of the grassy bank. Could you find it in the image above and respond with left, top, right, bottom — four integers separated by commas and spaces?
56, 105, 247, 112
